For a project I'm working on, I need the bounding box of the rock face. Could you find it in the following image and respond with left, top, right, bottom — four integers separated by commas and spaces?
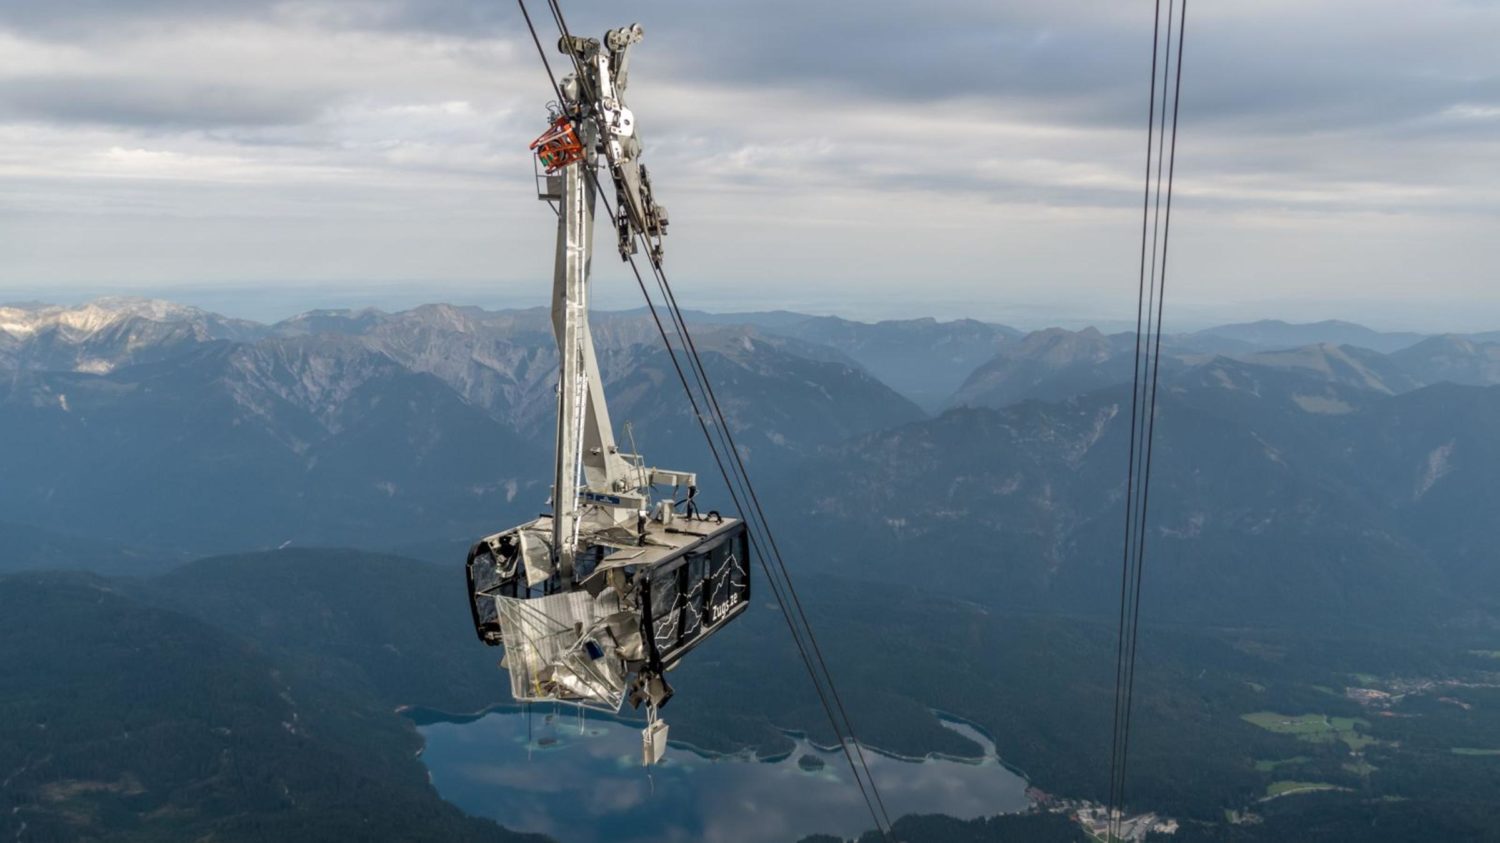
0, 297, 265, 374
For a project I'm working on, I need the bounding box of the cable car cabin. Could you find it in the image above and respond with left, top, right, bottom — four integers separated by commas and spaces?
465, 511, 750, 713
467, 20, 743, 764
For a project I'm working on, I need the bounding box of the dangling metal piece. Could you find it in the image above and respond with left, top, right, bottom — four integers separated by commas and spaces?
642, 702, 669, 766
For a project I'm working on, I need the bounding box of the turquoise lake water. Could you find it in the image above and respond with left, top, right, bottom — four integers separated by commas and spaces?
417, 707, 1030, 842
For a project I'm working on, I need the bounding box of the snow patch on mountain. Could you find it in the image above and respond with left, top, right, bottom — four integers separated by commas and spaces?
1415, 440, 1455, 500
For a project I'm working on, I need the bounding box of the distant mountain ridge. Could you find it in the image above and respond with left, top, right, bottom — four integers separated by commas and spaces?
1190, 318, 1432, 353
0, 336, 543, 552
712, 313, 1022, 412
949, 331, 1500, 410
1391, 334, 1500, 387
0, 297, 263, 341
8, 298, 1499, 412
0, 297, 264, 374
947, 327, 1141, 409
782, 356, 1500, 628
0, 298, 924, 555
6, 296, 1500, 629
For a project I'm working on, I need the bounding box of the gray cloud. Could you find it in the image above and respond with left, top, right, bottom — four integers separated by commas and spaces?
0, 75, 329, 128
5, 0, 1496, 134
0, 0, 277, 35
0, 0, 1493, 329
355, 0, 1500, 136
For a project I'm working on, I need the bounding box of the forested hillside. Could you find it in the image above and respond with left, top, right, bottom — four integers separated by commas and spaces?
0, 572, 542, 843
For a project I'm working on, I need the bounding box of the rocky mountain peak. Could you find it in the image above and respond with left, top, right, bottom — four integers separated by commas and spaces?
0, 297, 206, 338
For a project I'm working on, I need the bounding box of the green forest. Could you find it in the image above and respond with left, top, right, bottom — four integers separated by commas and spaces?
4, 549, 1499, 841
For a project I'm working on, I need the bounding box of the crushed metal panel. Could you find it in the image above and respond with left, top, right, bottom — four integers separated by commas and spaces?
496, 589, 628, 711
517, 526, 555, 587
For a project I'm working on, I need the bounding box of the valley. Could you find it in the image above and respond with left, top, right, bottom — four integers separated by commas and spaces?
5, 549, 1499, 841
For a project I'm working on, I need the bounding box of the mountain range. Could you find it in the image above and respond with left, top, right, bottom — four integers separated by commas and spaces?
0, 299, 925, 554
790, 359, 1500, 629
4, 296, 1500, 631
6, 297, 1500, 841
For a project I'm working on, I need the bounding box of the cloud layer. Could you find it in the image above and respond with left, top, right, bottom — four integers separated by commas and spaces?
0, 0, 1495, 328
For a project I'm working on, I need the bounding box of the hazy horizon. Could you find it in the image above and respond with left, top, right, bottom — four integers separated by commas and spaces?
4, 282, 1499, 336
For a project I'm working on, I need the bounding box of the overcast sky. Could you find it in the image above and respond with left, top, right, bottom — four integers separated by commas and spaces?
0, 0, 1495, 329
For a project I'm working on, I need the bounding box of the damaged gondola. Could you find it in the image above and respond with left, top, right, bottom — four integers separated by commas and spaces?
464, 23, 749, 766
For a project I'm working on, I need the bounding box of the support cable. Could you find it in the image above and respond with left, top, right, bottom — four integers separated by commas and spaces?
1105, 0, 1161, 827
1107, 1, 1187, 838
1117, 2, 1188, 825
624, 251, 893, 840
642, 238, 895, 833
544, 0, 892, 830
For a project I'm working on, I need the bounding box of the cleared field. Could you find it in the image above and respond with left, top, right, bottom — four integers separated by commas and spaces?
1243, 712, 1332, 734
1264, 780, 1344, 799
1241, 712, 1375, 751
1253, 756, 1310, 772
1340, 725, 1379, 752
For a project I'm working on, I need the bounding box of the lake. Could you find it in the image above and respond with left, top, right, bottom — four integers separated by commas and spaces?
416, 706, 1031, 842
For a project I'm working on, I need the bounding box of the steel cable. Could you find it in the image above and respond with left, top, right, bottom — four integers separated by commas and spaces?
1107, 1, 1187, 838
